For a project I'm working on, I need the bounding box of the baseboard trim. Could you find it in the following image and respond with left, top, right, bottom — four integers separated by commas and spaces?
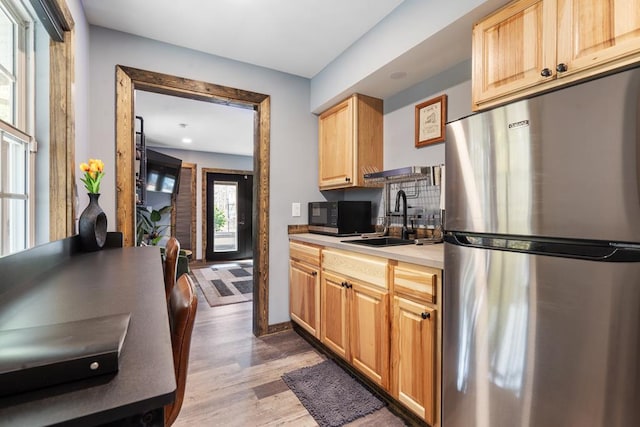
266, 321, 292, 335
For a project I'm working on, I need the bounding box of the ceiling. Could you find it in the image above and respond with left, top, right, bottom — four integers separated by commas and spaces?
81, 0, 405, 155
81, 0, 404, 79
135, 91, 255, 156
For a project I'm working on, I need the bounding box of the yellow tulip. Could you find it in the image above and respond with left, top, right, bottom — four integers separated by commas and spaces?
79, 158, 105, 194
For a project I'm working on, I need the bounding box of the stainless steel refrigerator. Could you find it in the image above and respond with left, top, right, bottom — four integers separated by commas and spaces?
443, 67, 640, 427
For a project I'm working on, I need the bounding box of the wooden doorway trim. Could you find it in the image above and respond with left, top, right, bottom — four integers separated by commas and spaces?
115, 66, 270, 336
171, 162, 196, 251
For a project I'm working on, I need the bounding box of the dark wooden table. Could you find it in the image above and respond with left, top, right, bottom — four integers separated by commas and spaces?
0, 245, 175, 426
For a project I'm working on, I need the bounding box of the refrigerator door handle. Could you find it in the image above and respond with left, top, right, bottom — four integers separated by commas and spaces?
445, 232, 640, 262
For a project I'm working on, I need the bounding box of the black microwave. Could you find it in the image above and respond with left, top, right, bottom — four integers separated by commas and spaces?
308, 201, 373, 236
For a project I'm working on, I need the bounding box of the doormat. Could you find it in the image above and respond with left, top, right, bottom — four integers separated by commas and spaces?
191, 261, 253, 307
282, 359, 385, 427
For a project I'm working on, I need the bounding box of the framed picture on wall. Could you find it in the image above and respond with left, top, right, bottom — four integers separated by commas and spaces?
415, 94, 447, 147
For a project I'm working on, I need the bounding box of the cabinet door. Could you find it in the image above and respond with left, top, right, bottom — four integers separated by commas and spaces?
320, 271, 349, 360
391, 296, 436, 424
557, 0, 640, 76
318, 97, 354, 189
289, 260, 320, 337
472, 0, 556, 108
350, 281, 389, 389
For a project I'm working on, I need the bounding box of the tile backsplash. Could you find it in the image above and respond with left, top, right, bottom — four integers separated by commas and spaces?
377, 178, 442, 230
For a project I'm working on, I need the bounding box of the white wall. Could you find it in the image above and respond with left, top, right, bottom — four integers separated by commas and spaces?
87, 26, 320, 324
68, 0, 90, 221
383, 59, 474, 169
344, 60, 474, 221
148, 146, 253, 260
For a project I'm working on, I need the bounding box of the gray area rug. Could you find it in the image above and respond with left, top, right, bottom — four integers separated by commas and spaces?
191, 261, 253, 307
282, 359, 385, 427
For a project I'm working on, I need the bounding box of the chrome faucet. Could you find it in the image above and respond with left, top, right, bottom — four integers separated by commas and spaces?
394, 190, 409, 240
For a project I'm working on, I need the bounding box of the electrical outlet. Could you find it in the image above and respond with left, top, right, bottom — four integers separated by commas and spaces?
292, 202, 301, 217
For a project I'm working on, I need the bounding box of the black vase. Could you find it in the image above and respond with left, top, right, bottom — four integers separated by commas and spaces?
79, 193, 107, 251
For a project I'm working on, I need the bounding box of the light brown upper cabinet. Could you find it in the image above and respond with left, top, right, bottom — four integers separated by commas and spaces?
472, 0, 640, 111
318, 94, 383, 190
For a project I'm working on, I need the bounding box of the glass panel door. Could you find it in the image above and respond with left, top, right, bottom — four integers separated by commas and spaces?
205, 172, 253, 261
213, 180, 238, 253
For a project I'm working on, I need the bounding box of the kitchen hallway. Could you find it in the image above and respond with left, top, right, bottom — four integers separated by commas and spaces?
174, 289, 407, 426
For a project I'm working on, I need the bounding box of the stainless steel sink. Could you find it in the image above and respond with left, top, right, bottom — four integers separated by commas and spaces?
341, 237, 415, 247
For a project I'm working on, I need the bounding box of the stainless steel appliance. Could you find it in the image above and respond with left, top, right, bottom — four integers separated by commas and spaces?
443, 67, 640, 427
308, 201, 372, 236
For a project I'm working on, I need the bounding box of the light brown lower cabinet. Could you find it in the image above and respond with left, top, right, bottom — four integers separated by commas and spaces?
390, 261, 441, 425
319, 270, 349, 358
289, 242, 321, 338
391, 295, 436, 424
321, 270, 390, 389
288, 242, 441, 425
289, 259, 320, 337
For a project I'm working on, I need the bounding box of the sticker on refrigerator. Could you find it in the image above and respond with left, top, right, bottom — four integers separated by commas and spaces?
508, 120, 529, 129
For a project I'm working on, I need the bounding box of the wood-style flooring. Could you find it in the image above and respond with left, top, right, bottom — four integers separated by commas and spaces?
173, 289, 407, 426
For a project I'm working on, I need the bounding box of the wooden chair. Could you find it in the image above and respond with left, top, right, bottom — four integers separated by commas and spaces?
165, 273, 198, 426
164, 237, 180, 300
176, 250, 190, 280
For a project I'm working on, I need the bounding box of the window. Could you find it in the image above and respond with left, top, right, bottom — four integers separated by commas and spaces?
0, 2, 17, 124
0, 0, 34, 256
0, 121, 30, 255
0, 0, 30, 128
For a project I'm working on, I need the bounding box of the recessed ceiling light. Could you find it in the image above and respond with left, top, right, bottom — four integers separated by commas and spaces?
182, 137, 192, 144
390, 71, 407, 80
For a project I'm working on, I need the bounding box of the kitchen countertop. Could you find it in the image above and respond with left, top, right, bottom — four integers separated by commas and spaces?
289, 233, 444, 269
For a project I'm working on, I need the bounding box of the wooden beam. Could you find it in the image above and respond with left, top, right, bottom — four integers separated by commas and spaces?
115, 66, 136, 246
49, 27, 75, 240
49, 0, 75, 30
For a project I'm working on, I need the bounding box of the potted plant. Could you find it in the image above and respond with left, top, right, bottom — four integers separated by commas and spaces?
136, 205, 172, 246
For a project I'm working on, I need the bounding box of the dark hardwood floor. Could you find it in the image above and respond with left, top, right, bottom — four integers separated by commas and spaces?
173, 287, 406, 426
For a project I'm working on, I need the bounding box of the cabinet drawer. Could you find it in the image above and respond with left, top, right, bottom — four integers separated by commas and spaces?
392, 262, 439, 304
289, 241, 321, 266
322, 249, 387, 289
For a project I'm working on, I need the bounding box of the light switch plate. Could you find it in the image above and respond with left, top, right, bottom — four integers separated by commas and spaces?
292, 202, 301, 217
